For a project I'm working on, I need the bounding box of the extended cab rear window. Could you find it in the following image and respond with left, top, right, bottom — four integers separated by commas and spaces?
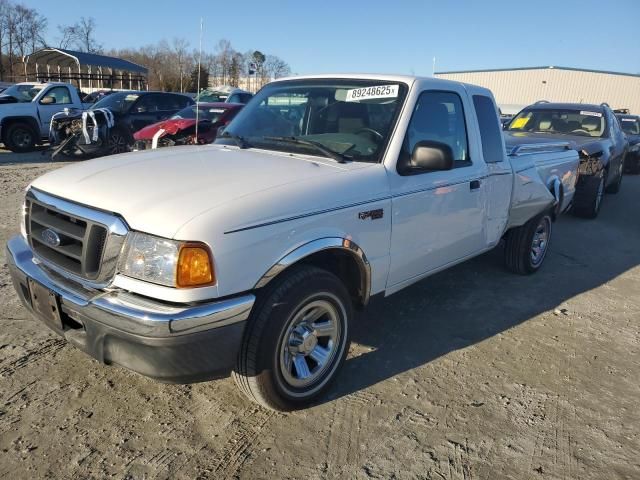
473, 95, 504, 163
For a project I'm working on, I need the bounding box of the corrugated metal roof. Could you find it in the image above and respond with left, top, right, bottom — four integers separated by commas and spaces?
23, 48, 147, 74
435, 66, 640, 78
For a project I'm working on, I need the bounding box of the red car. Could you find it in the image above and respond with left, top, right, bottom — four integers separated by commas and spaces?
133, 102, 243, 150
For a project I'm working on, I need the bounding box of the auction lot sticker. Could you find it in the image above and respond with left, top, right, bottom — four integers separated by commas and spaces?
346, 84, 399, 102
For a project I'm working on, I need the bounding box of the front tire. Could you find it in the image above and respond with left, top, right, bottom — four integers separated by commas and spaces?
4, 122, 37, 152
106, 128, 131, 155
233, 266, 352, 411
504, 211, 553, 275
572, 171, 605, 219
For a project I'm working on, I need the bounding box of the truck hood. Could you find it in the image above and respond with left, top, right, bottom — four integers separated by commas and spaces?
30, 145, 375, 239
504, 131, 606, 154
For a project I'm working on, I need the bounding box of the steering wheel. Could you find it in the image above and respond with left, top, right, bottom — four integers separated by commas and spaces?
570, 129, 591, 135
354, 127, 384, 142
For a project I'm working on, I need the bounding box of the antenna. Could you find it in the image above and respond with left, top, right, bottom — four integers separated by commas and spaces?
195, 17, 204, 144
432, 57, 436, 77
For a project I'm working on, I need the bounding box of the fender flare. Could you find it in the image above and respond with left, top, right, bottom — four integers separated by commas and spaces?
254, 237, 372, 305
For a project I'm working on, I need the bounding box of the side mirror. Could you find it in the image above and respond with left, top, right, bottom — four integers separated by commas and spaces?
408, 141, 454, 171
40, 96, 55, 105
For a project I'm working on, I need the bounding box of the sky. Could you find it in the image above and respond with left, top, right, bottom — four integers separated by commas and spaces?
24, 0, 640, 77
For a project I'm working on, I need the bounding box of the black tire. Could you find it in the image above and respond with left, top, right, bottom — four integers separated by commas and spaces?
106, 128, 132, 155
233, 265, 352, 411
504, 211, 553, 275
4, 122, 37, 153
605, 163, 623, 194
572, 170, 605, 219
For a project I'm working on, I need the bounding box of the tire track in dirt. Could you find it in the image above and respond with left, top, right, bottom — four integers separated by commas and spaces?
0, 338, 66, 377
324, 390, 376, 478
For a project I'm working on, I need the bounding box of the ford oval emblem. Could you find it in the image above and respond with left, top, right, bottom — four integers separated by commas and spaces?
41, 228, 61, 247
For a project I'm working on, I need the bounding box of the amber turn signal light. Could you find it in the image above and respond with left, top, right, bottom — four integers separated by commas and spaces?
176, 244, 215, 287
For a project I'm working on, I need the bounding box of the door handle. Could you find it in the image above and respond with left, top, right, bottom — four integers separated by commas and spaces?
470, 179, 481, 190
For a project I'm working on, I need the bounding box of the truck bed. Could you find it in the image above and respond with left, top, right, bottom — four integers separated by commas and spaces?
506, 142, 580, 228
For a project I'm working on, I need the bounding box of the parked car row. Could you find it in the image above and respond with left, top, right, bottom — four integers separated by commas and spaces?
503, 101, 637, 218
8, 73, 586, 411
0, 82, 249, 155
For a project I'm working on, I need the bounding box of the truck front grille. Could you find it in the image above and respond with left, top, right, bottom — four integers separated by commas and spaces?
25, 190, 128, 285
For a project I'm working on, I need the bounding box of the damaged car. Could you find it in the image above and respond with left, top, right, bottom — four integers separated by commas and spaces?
132, 102, 243, 150
49, 91, 193, 159
616, 113, 640, 173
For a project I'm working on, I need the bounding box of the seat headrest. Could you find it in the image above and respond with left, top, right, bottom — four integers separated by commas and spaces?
539, 119, 552, 130
582, 116, 600, 132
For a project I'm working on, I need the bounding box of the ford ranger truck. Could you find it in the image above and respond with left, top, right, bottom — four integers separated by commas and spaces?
0, 82, 88, 152
6, 75, 579, 411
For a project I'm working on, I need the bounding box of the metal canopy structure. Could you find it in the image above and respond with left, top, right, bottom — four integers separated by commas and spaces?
23, 47, 148, 92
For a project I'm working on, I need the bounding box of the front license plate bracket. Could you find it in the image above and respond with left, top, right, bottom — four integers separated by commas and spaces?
27, 278, 63, 330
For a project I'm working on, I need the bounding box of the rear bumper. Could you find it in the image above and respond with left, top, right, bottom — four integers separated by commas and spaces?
6, 235, 255, 383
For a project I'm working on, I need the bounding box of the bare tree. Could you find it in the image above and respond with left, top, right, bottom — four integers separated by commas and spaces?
58, 17, 102, 53
171, 37, 190, 92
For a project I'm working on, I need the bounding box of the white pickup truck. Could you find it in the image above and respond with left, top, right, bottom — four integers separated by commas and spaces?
6, 74, 579, 410
0, 82, 87, 152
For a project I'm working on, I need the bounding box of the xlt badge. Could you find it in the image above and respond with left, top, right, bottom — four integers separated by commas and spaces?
358, 208, 384, 220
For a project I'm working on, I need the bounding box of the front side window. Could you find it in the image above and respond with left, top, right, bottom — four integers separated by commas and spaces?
402, 90, 469, 166
217, 79, 408, 163
508, 108, 606, 137
42, 86, 71, 105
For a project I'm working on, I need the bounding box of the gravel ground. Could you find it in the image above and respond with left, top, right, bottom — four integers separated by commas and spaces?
0, 148, 638, 480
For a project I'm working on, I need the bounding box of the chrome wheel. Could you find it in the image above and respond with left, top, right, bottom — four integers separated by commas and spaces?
279, 297, 343, 390
530, 216, 551, 266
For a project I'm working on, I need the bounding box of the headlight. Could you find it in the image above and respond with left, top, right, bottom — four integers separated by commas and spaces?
118, 232, 215, 288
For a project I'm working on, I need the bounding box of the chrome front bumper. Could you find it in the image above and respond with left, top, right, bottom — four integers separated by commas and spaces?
6, 235, 255, 382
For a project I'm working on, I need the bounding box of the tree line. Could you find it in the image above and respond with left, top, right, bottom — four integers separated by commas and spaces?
0, 0, 292, 92
108, 39, 291, 93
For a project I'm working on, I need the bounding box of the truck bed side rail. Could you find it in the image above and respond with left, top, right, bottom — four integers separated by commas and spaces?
508, 142, 573, 157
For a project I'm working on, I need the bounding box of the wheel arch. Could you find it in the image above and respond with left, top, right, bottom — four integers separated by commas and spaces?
254, 237, 371, 308
546, 175, 564, 220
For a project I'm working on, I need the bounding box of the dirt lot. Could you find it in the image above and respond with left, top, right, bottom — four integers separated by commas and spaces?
0, 147, 638, 480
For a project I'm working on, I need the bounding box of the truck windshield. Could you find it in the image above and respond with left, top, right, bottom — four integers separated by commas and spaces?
618, 117, 640, 135
0, 84, 45, 102
197, 90, 229, 103
216, 79, 408, 162
91, 92, 141, 113
508, 108, 606, 137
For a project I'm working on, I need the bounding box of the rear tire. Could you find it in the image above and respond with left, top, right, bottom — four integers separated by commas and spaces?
504, 211, 553, 275
4, 122, 37, 153
572, 171, 605, 219
233, 265, 352, 411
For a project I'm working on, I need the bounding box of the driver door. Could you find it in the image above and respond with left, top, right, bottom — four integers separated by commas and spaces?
37, 86, 73, 136
386, 88, 488, 290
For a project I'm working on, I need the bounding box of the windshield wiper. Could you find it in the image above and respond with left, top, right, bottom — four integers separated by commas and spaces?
263, 136, 349, 163
222, 131, 251, 149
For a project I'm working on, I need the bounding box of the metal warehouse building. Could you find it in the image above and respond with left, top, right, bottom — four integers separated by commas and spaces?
435, 66, 640, 114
